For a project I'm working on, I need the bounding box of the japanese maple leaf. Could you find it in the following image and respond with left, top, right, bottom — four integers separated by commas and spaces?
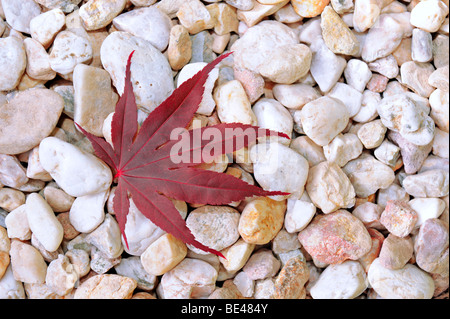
76, 51, 289, 257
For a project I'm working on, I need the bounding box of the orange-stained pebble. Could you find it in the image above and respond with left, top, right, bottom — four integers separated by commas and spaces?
291, 0, 330, 18
359, 228, 385, 272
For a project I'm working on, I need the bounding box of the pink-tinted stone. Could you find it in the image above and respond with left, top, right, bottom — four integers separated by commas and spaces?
298, 210, 372, 264
273, 255, 309, 299
367, 74, 389, 93
378, 234, 414, 270
233, 65, 264, 103
414, 218, 449, 276
388, 131, 433, 174
243, 248, 281, 280
379, 200, 418, 237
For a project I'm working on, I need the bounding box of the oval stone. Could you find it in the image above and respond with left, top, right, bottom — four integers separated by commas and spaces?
0, 89, 64, 155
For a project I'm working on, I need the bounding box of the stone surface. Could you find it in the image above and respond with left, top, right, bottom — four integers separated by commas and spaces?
49, 30, 93, 75
259, 44, 312, 84
74, 274, 136, 299
414, 218, 449, 275
309, 37, 347, 92
0, 89, 64, 155
401, 61, 435, 98
243, 248, 280, 280
298, 210, 372, 264
29, 8, 66, 49
45, 254, 78, 296
159, 258, 217, 299
23, 38, 56, 81
402, 169, 449, 198
344, 59, 372, 93
368, 258, 434, 299
167, 25, 192, 71
284, 194, 316, 233
186, 205, 240, 253
0, 154, 28, 189
380, 200, 418, 238
9, 240, 47, 284
100, 31, 174, 113
412, 28, 433, 63
0, 36, 27, 91
310, 261, 367, 299
79, 0, 127, 30
238, 197, 286, 245
176, 0, 215, 34
321, 6, 360, 55
306, 161, 356, 214
324, 133, 363, 167
410, 0, 449, 33
300, 96, 349, 146
272, 83, 320, 110
273, 255, 309, 299
1, 0, 41, 34
39, 137, 112, 197
26, 193, 63, 252
141, 233, 187, 276
378, 234, 414, 270
409, 198, 446, 229
291, 0, 329, 18
113, 6, 171, 51
73, 64, 116, 137
357, 120, 387, 149
343, 153, 395, 198
85, 214, 122, 259
69, 190, 108, 233
250, 142, 309, 198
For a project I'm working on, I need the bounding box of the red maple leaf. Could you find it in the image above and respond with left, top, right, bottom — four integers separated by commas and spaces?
76, 51, 289, 257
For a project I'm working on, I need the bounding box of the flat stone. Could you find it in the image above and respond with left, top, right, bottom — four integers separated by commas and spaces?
100, 31, 174, 113
321, 6, 360, 55
114, 256, 157, 291
343, 153, 395, 198
9, 240, 47, 284
378, 234, 414, 270
237, 0, 289, 27
69, 190, 108, 233
0, 154, 28, 189
310, 260, 367, 299
219, 238, 255, 273
0, 36, 27, 91
74, 274, 137, 299
167, 25, 192, 71
1, 0, 41, 34
411, 28, 433, 63
298, 210, 372, 264
113, 6, 171, 52
250, 142, 309, 198
73, 64, 116, 137
0, 89, 64, 155
140, 233, 187, 276
402, 169, 449, 198
414, 218, 449, 275
323, 133, 363, 167
79, 0, 127, 30
29, 8, 66, 49
39, 137, 112, 197
368, 258, 434, 299
309, 37, 347, 92
300, 96, 349, 146
306, 161, 355, 214
400, 61, 435, 98
272, 83, 320, 110
49, 30, 93, 75
291, 0, 329, 18
238, 197, 286, 245
26, 193, 63, 252
380, 200, 418, 237
186, 205, 240, 253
